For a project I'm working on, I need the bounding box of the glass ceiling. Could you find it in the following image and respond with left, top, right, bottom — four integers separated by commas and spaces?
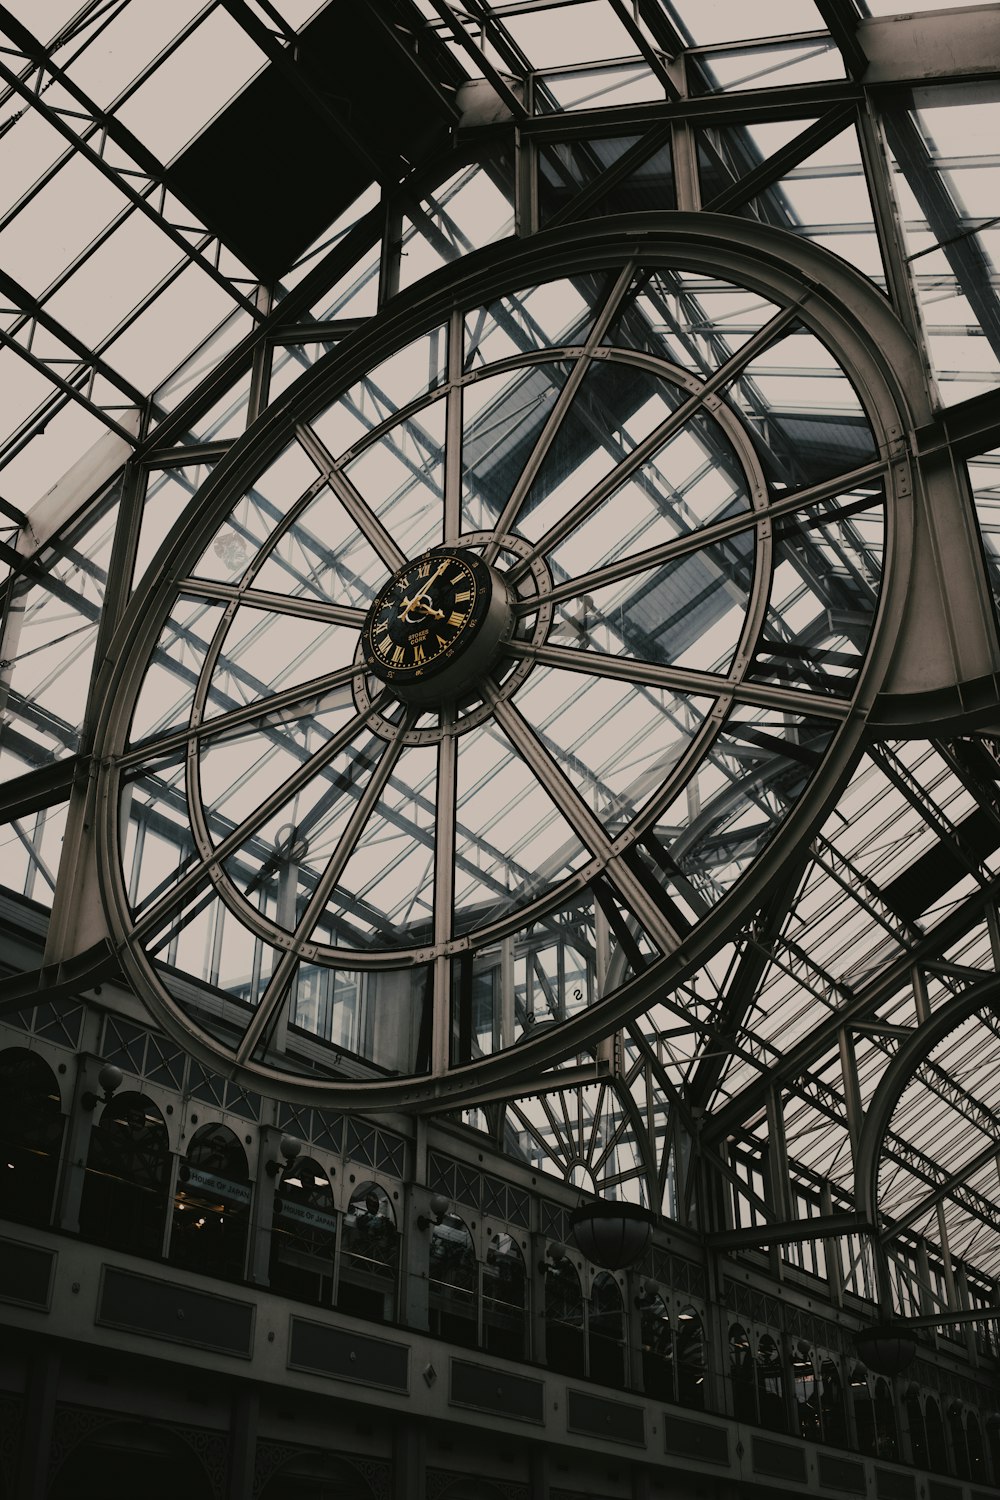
2, 0, 1000, 1323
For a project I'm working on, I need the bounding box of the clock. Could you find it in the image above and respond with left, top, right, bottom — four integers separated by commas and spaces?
93, 222, 908, 1108
361, 547, 514, 703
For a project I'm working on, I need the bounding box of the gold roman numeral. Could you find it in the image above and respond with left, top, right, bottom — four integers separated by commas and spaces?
392, 646, 405, 665
417, 560, 431, 578
453, 589, 471, 602
448, 611, 466, 628
412, 643, 426, 664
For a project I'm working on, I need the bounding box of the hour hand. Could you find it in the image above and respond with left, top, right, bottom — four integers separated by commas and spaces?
411, 600, 444, 620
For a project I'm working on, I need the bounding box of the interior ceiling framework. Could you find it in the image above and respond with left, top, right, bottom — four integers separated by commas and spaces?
1, 0, 1000, 1316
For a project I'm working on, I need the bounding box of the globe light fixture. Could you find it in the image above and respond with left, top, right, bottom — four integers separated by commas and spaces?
568, 1199, 654, 1270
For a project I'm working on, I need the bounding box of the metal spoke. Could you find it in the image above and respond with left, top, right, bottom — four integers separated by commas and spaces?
506, 301, 803, 585
432, 710, 457, 1073
487, 689, 679, 955
129, 691, 391, 944
235, 710, 414, 1064
505, 639, 852, 721
513, 458, 887, 614
177, 578, 366, 629
482, 262, 637, 563
119, 661, 367, 769
444, 311, 463, 544
296, 422, 407, 573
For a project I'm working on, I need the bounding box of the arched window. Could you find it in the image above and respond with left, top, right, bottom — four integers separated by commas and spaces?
850, 1364, 876, 1457
0, 1047, 63, 1227
926, 1396, 948, 1473
258, 1449, 377, 1500
756, 1333, 786, 1433
948, 1401, 970, 1480
427, 1211, 477, 1348
545, 1257, 584, 1376
640, 1291, 673, 1402
676, 1307, 706, 1411
49, 1421, 214, 1500
170, 1122, 250, 1282
730, 1324, 756, 1423
337, 1181, 398, 1323
270, 1155, 336, 1304
904, 1386, 927, 1467
79, 1091, 170, 1258
588, 1271, 626, 1388
482, 1230, 527, 1359
820, 1357, 847, 1447
875, 1377, 898, 1461
792, 1341, 819, 1440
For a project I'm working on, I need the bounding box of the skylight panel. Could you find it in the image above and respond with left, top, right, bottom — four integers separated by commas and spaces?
502, 2, 641, 68
103, 261, 243, 391
44, 211, 181, 347
694, 38, 845, 94
58, 1, 208, 112
1, 0, 84, 41
0, 150, 127, 296
114, 8, 268, 164
668, 0, 828, 47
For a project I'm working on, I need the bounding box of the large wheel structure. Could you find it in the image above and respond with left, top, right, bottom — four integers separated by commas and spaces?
95, 218, 919, 1107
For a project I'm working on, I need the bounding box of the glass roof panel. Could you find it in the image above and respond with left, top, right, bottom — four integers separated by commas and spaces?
667, 0, 828, 46
56, 1, 208, 111
501, 3, 642, 68
112, 9, 267, 164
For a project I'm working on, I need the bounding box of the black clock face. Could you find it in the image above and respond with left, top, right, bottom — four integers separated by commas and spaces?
362, 548, 491, 689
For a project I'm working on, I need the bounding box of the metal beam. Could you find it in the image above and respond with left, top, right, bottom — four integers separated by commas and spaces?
708, 1211, 872, 1252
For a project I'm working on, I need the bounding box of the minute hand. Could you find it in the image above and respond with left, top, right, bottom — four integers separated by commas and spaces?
400, 561, 447, 621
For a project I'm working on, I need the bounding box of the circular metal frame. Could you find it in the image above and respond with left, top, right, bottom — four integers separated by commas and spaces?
93, 215, 926, 1109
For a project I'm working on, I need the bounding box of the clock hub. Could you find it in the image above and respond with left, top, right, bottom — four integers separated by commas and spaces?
361, 547, 514, 705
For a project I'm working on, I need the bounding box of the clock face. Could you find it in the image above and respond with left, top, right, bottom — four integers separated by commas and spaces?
361, 548, 509, 700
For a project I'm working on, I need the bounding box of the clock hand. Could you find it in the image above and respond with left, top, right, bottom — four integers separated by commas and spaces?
400, 560, 447, 621
411, 600, 445, 620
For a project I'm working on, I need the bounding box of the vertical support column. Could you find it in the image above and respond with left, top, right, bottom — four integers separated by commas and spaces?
515, 125, 537, 238
247, 284, 274, 425
248, 1127, 281, 1285
531, 1232, 549, 1366
54, 1056, 101, 1234
765, 1088, 791, 1282
626, 1267, 645, 1392
379, 196, 403, 309
393, 1418, 425, 1500
856, 101, 924, 348
667, 59, 700, 214
935, 1202, 962, 1331
402, 1191, 431, 1333
821, 1183, 845, 1309
528, 1445, 549, 1500
953, 1261, 979, 1366
500, 935, 515, 1050
631, 1466, 651, 1500
228, 1387, 259, 1500
17, 1351, 59, 1500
